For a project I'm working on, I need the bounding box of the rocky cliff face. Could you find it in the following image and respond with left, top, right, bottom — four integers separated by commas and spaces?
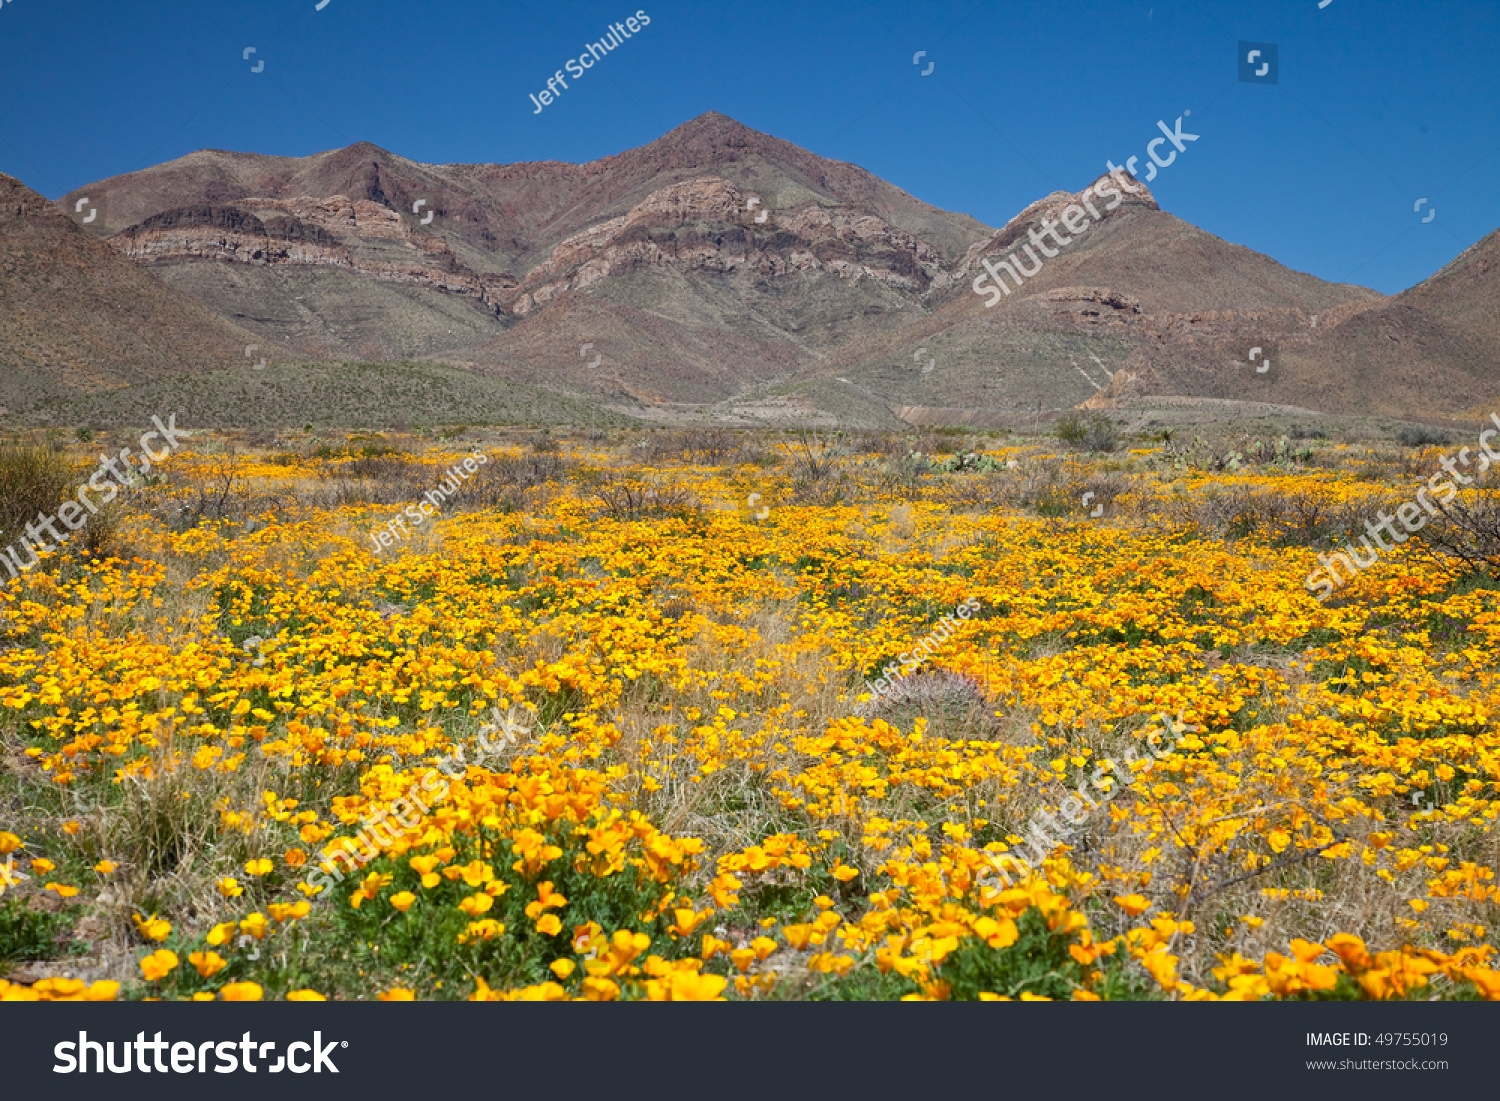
508, 176, 948, 316
112, 173, 957, 329
113, 204, 351, 265
110, 200, 519, 313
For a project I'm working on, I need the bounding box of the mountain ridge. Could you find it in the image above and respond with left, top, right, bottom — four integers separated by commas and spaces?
13, 111, 1495, 422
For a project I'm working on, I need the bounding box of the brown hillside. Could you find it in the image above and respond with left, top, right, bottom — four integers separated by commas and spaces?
806, 173, 1385, 415
0, 173, 284, 418
1274, 226, 1500, 415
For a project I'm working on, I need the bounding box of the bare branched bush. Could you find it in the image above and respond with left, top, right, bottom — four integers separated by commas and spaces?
678, 428, 743, 465
168, 452, 294, 529
629, 429, 743, 466
1419, 487, 1500, 577
853, 432, 900, 456
341, 453, 411, 480
1258, 489, 1374, 547
590, 474, 702, 521
1395, 424, 1453, 448
908, 429, 964, 456
1010, 456, 1067, 513
1075, 472, 1135, 517
481, 452, 569, 490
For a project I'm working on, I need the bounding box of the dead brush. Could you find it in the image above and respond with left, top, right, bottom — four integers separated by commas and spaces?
676, 428, 745, 465
1417, 480, 1500, 578
589, 473, 702, 521
1014, 455, 1067, 505
784, 430, 842, 484
167, 450, 295, 529
1073, 472, 1135, 518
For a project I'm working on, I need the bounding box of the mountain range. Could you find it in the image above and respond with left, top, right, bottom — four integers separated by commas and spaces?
2, 112, 1495, 426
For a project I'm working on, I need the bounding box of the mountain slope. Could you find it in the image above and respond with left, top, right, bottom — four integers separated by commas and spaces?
0, 173, 283, 417
1273, 226, 1500, 415
806, 173, 1385, 414
61, 113, 992, 273
62, 114, 992, 388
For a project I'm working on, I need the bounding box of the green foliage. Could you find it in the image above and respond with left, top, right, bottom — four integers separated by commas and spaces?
1055, 413, 1120, 453
933, 909, 1097, 1000
181, 807, 693, 1000
0, 444, 73, 546
1396, 425, 1452, 448
0, 896, 74, 966
936, 451, 1003, 474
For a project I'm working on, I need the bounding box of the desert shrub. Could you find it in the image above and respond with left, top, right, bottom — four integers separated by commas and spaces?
1055, 412, 1119, 453
941, 469, 1013, 511
937, 451, 1003, 474
1258, 490, 1353, 547
170, 452, 295, 528
71, 504, 128, 562
1288, 424, 1328, 441
1396, 425, 1452, 448
0, 445, 74, 548
1012, 455, 1067, 509
737, 445, 780, 469
677, 428, 743, 465
1075, 472, 1134, 517
1193, 486, 1267, 538
311, 438, 405, 462
1179, 486, 1380, 546
1032, 487, 1075, 517
877, 452, 933, 495
785, 431, 842, 483
590, 474, 701, 521
854, 432, 899, 456
635, 428, 747, 465
342, 453, 411, 480
1353, 453, 1402, 482
1419, 487, 1500, 578
908, 431, 962, 456
483, 452, 569, 490
351, 436, 403, 458
1246, 437, 1315, 466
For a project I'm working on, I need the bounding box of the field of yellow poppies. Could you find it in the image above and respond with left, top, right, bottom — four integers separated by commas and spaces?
1, 426, 1496, 1002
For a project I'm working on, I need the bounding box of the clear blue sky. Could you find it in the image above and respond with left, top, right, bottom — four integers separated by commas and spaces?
1, 0, 1497, 295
